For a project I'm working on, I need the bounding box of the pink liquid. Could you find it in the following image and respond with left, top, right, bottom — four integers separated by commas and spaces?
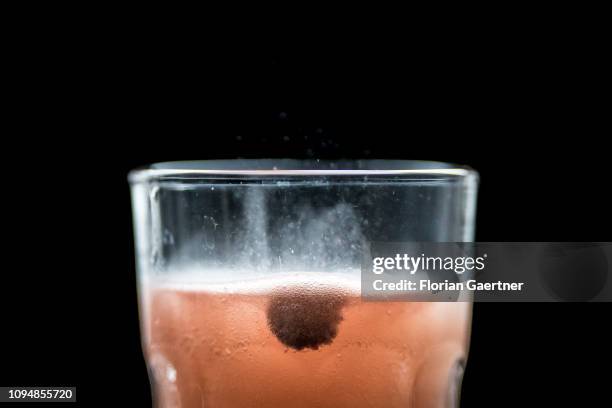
141, 273, 471, 407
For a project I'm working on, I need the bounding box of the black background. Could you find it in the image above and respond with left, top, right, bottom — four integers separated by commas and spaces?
2, 24, 611, 407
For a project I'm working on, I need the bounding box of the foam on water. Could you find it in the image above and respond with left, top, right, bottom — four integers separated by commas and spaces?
145, 268, 362, 296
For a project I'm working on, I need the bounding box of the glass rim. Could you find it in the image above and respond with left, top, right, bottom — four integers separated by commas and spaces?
128, 159, 478, 184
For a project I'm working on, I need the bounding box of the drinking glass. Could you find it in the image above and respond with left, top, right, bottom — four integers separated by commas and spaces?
129, 160, 479, 407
